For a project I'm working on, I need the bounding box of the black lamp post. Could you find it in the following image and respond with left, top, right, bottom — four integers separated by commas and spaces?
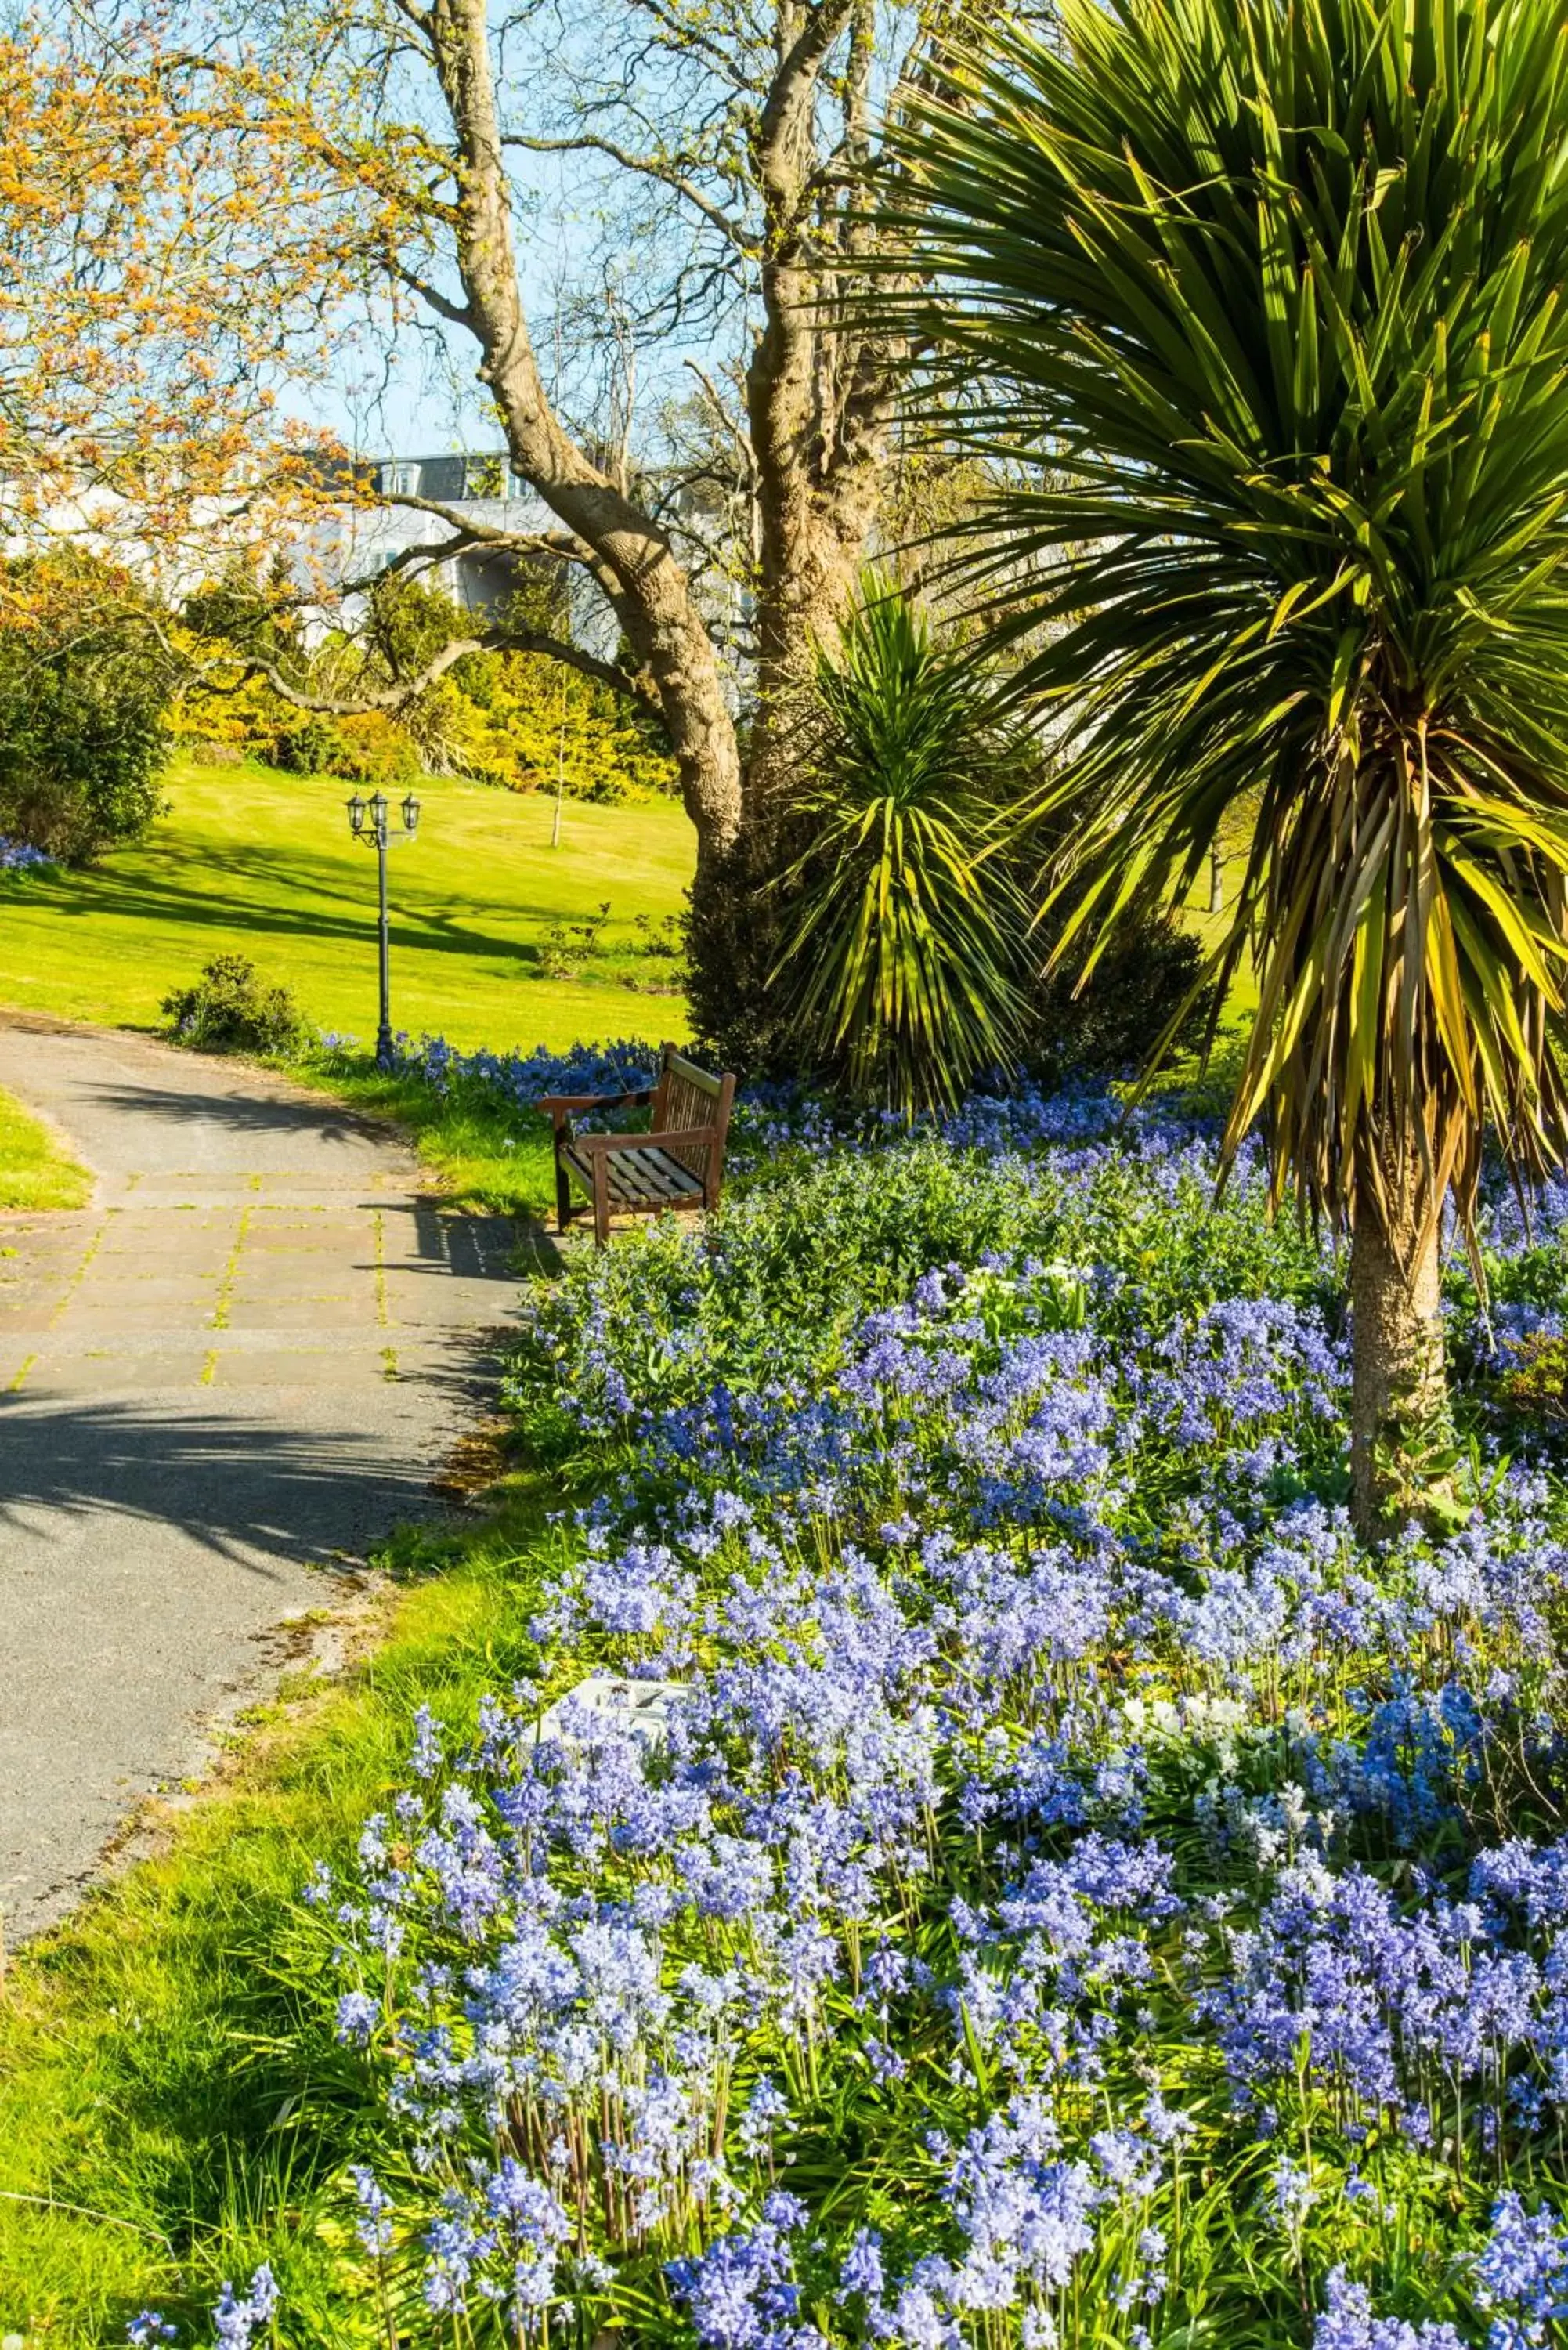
346, 787, 421, 1069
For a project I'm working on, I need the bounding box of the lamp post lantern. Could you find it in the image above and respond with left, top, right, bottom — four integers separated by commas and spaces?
347, 787, 421, 1069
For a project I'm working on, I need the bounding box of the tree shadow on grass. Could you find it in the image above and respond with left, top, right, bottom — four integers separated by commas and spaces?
27, 844, 610, 969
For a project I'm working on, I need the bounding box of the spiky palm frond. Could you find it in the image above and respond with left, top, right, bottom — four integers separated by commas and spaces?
894, 0, 1568, 1248
776, 579, 1031, 1112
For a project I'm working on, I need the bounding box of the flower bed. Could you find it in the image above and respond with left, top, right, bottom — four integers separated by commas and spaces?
387, 1032, 1160, 1174
392, 1033, 663, 1119
246, 1082, 1568, 2345
0, 833, 56, 877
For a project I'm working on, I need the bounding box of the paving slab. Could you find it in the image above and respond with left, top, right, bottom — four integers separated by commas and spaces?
0, 1014, 549, 1941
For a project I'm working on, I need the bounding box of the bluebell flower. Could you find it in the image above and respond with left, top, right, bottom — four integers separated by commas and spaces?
1476, 2191, 1568, 2348
351, 2164, 394, 2256
1313, 2269, 1468, 2348
837, 2227, 885, 2306
1266, 2155, 1315, 2243
334, 1990, 378, 2045
211, 2266, 278, 2350
666, 2204, 807, 2347
408, 1705, 443, 1780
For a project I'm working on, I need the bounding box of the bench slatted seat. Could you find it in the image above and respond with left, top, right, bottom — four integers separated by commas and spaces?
539, 1043, 737, 1246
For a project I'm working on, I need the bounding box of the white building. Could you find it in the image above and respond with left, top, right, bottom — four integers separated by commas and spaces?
296, 453, 557, 616
288, 452, 638, 672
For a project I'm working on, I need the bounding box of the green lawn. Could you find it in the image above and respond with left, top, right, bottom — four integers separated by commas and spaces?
0, 1084, 92, 1211
0, 761, 695, 1052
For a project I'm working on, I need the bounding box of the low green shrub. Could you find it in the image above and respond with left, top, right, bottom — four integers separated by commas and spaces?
1021, 896, 1213, 1083
269, 711, 353, 777
161, 954, 309, 1058
506, 1107, 1329, 1453
270, 709, 421, 786
535, 900, 612, 978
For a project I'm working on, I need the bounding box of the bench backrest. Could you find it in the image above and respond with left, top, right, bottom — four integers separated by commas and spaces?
652, 1045, 728, 1131
652, 1045, 736, 1194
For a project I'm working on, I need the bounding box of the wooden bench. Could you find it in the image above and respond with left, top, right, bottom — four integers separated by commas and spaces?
539, 1043, 737, 1246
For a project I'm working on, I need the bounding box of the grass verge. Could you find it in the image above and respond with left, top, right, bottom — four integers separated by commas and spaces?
0, 1477, 572, 2343
0, 1085, 92, 1212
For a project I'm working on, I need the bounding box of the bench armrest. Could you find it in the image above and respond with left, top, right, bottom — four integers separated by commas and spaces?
569, 1124, 717, 1157
538, 1086, 653, 1131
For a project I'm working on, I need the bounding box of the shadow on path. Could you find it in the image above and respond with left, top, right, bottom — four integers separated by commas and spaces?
0, 1379, 486, 1567
81, 1077, 406, 1152
0, 1012, 550, 1936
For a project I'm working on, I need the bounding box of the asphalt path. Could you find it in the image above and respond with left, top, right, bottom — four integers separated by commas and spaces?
0, 1016, 529, 1940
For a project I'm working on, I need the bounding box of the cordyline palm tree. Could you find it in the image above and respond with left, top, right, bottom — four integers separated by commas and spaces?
894, 0, 1568, 1531
776, 577, 1031, 1112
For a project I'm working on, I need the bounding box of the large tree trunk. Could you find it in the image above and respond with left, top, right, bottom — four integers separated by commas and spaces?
743, 502, 875, 824
429, 0, 744, 881
741, 0, 891, 832
1349, 1143, 1448, 1537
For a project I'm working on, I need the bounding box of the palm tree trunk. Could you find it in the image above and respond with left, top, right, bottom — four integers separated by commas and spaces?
1349, 1145, 1447, 1536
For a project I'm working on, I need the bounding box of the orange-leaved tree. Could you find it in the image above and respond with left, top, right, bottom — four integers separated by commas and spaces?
0, 14, 353, 593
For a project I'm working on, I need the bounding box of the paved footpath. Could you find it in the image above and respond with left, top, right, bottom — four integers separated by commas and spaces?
0, 1015, 528, 1941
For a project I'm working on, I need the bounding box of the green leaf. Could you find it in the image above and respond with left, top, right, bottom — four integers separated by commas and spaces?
879, 0, 1568, 1249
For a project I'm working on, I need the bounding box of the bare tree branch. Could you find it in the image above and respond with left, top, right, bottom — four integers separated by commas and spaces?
683, 360, 756, 483
389, 258, 474, 328
215, 627, 652, 716
377, 490, 605, 567
504, 131, 753, 252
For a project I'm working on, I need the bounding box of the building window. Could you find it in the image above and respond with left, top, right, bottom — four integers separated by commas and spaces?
379, 461, 420, 498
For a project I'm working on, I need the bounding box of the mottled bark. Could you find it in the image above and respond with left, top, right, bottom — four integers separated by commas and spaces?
741, 0, 896, 829
428, 0, 743, 877
1349, 1143, 1449, 1537
744, 481, 883, 819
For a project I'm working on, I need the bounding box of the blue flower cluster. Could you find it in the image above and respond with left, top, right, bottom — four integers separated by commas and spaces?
286, 1101, 1568, 2342
128, 2266, 276, 2350
392, 1032, 662, 1111
0, 835, 55, 874
387, 1029, 1218, 1184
